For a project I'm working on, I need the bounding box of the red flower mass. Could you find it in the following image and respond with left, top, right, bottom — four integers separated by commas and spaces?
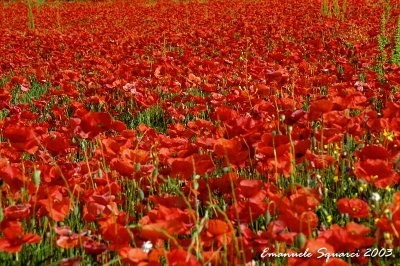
0, 0, 399, 265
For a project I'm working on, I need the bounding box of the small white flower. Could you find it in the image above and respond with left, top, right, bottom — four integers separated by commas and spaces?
141, 241, 153, 254
371, 192, 381, 203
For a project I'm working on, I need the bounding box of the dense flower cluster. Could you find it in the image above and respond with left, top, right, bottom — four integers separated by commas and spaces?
0, 0, 399, 265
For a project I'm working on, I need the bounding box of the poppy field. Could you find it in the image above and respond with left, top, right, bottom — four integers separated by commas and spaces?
1, 0, 400, 265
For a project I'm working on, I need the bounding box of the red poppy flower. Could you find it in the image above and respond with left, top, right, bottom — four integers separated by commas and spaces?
101, 138, 122, 158
0, 160, 25, 193
337, 198, 370, 218
98, 217, 132, 250
57, 256, 83, 266
110, 148, 150, 176
213, 106, 237, 122
140, 221, 180, 241
42, 133, 70, 156
324, 259, 350, 266
55, 226, 84, 249
56, 233, 80, 249
255, 133, 290, 158
168, 156, 195, 180
288, 239, 336, 266
168, 154, 214, 179
3, 124, 38, 154
356, 145, 391, 161
354, 159, 399, 188
140, 206, 195, 240
0, 88, 11, 106
0, 220, 41, 253
262, 220, 297, 245
214, 137, 249, 166
236, 179, 263, 198
82, 239, 107, 255
38, 188, 71, 222
166, 249, 201, 266
284, 109, 306, 125
209, 172, 239, 195
4, 204, 31, 220
318, 222, 374, 252
203, 219, 235, 247
294, 140, 311, 163
376, 192, 400, 246
119, 247, 148, 266
278, 189, 320, 236
305, 150, 335, 169
82, 193, 119, 222
149, 195, 195, 209
111, 120, 127, 132
74, 112, 113, 139
308, 98, 334, 120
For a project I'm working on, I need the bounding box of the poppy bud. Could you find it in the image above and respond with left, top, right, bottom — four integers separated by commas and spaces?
294, 233, 306, 249
222, 167, 230, 173
135, 163, 141, 173
385, 210, 392, 221
98, 168, 103, 178
33, 169, 41, 188
138, 189, 145, 201
152, 168, 158, 178
265, 212, 271, 225
193, 181, 199, 190
74, 206, 79, 216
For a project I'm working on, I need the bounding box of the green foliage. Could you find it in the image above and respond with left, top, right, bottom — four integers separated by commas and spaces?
320, 0, 347, 20
341, 0, 347, 20
384, 0, 391, 22
10, 79, 51, 106
391, 16, 400, 65
27, 0, 35, 30
119, 103, 171, 133
321, 0, 329, 17
333, 0, 340, 17
376, 11, 389, 80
